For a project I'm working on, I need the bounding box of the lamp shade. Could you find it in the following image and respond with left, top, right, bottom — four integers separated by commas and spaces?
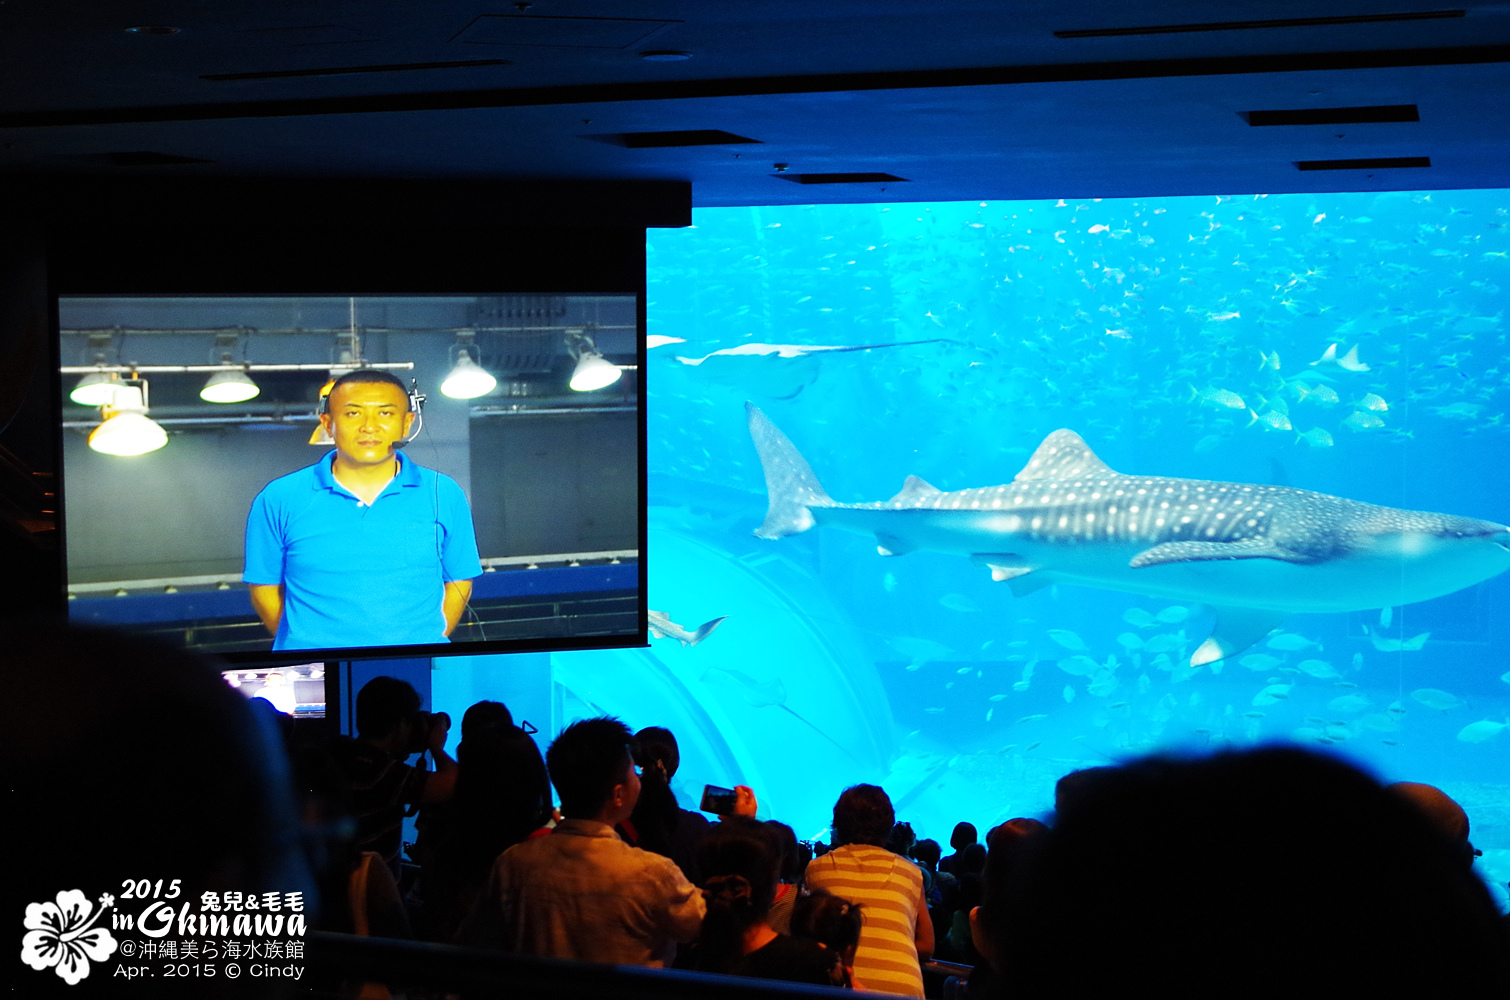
70, 371, 120, 406
200, 368, 260, 403
441, 353, 497, 399
88, 386, 168, 456
569, 351, 622, 392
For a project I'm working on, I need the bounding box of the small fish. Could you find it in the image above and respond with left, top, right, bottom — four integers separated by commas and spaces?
989, 694, 1009, 702
1312, 213, 1326, 224
1411, 688, 1465, 711
1456, 720, 1508, 743
1252, 683, 1292, 706
1117, 632, 1146, 651
1024, 741, 1042, 752
939, 592, 981, 613
1144, 633, 1183, 654
882, 572, 898, 593
956, 666, 973, 675
1243, 711, 1267, 719
1342, 410, 1386, 432
1058, 655, 1100, 677
1122, 607, 1156, 628
648, 610, 729, 647
1387, 700, 1408, 718
1266, 633, 1315, 652
1104, 328, 1132, 339
1087, 673, 1119, 697
1208, 311, 1241, 322
924, 707, 946, 714
890, 636, 953, 669
1328, 694, 1371, 714
1064, 685, 1077, 703
1088, 224, 1110, 233
1258, 350, 1282, 371
1019, 714, 1047, 723
985, 707, 995, 722
1334, 681, 1358, 688
1300, 383, 1340, 406
646, 335, 687, 349
1047, 629, 1089, 651
1366, 629, 1430, 652
1012, 680, 1031, 691
1194, 434, 1226, 454
1434, 402, 1484, 420
1297, 659, 1339, 679
1351, 652, 1363, 671
1357, 393, 1389, 412
1379, 606, 1393, 628
1296, 427, 1334, 448
1191, 385, 1246, 410
1252, 408, 1292, 432
1240, 653, 1283, 671
1156, 606, 1191, 624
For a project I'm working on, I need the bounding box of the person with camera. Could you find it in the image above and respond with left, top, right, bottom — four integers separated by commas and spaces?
322, 676, 459, 880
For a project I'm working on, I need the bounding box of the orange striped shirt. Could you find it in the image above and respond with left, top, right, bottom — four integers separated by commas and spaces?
805, 845, 925, 997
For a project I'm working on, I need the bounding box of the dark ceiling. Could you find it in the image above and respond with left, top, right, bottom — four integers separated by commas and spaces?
5, 2, 1510, 207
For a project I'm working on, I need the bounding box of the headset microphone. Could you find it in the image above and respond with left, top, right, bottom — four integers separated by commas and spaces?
395, 379, 426, 448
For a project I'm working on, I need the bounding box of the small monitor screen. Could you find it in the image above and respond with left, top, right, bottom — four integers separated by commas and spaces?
224, 663, 326, 718
60, 294, 643, 665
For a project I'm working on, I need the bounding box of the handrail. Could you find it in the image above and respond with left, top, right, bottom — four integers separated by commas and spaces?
306, 931, 899, 999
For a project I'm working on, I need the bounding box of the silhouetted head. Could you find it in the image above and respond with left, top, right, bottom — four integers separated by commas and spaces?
547, 716, 639, 822
885, 821, 917, 856
764, 820, 803, 882
4, 622, 310, 916
633, 725, 680, 781
355, 676, 421, 741
1388, 781, 1475, 869
997, 747, 1510, 994
831, 784, 895, 848
912, 838, 942, 870
460, 700, 514, 747
950, 821, 978, 852
791, 888, 863, 965
455, 725, 552, 848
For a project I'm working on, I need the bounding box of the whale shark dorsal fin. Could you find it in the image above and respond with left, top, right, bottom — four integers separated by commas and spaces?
889, 475, 942, 504
1014, 430, 1119, 483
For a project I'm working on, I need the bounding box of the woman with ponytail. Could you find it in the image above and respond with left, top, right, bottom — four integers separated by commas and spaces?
686, 819, 843, 986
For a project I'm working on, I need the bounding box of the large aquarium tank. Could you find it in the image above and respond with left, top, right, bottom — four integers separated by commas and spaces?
555, 190, 1510, 905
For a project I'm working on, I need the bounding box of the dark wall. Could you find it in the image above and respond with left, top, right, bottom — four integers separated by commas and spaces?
470, 411, 639, 558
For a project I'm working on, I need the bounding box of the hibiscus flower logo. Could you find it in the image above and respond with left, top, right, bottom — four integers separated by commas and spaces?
21, 890, 118, 985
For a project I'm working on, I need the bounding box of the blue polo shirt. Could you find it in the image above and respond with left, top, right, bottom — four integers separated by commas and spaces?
244, 451, 483, 651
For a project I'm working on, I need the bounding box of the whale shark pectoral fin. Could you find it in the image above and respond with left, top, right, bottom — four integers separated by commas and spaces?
971, 553, 1052, 595
876, 533, 916, 557
888, 475, 943, 504
1191, 607, 1291, 666
1014, 429, 1119, 483
1129, 537, 1311, 568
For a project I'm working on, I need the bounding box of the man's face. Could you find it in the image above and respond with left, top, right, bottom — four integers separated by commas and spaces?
611, 752, 641, 821
321, 380, 414, 468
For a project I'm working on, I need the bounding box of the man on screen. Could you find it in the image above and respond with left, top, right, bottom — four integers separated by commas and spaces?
244, 369, 482, 651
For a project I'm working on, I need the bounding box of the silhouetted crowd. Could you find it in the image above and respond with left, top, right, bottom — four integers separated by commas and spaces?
10, 623, 1510, 998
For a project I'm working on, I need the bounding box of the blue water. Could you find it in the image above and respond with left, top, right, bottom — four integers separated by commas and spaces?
557, 192, 1509, 902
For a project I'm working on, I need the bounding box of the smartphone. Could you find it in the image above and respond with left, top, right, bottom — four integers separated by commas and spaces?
700, 784, 738, 816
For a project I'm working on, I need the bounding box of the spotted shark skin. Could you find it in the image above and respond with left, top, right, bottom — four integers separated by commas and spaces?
746, 404, 1510, 666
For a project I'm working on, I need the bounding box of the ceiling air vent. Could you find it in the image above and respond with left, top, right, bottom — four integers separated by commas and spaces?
1056, 10, 1463, 38
204, 59, 508, 81
603, 130, 761, 148
1296, 156, 1431, 170
1245, 105, 1419, 125
777, 173, 908, 185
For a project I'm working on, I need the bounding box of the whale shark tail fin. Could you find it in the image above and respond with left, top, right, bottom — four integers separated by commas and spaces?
747, 403, 834, 539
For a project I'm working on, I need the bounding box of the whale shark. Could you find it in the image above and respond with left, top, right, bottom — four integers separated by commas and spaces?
746, 404, 1510, 666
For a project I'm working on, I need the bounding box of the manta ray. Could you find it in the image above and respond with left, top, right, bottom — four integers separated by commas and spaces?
746, 404, 1510, 666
